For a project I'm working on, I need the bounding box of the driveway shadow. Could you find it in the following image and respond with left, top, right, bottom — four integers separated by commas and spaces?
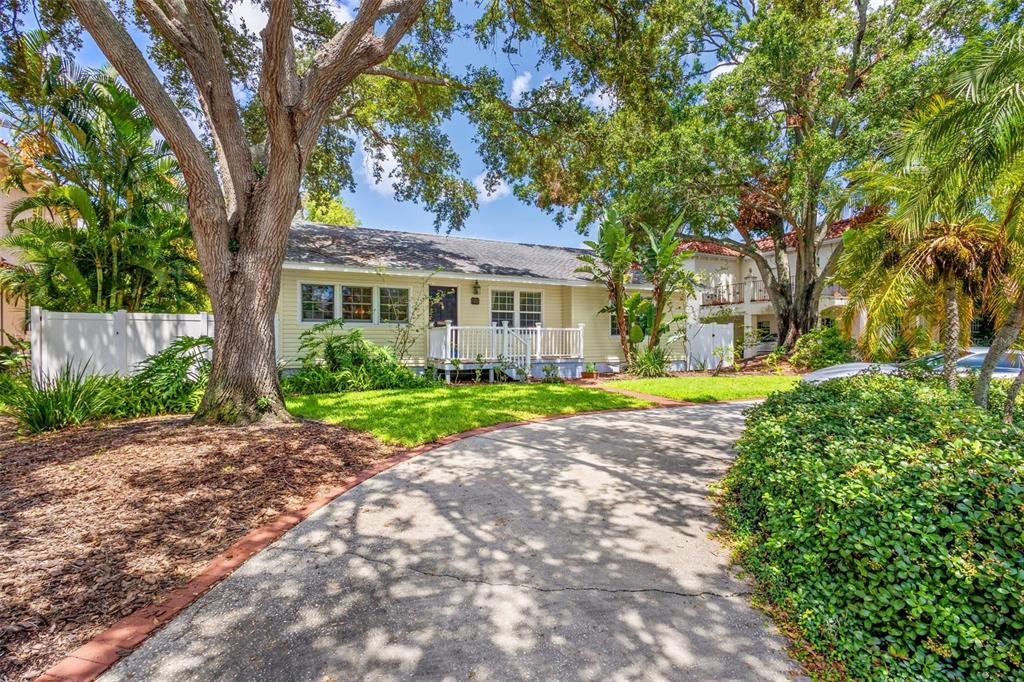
103, 403, 803, 681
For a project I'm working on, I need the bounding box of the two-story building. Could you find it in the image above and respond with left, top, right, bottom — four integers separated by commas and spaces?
683, 220, 863, 357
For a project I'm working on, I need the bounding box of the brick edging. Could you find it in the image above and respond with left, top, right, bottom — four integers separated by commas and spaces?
36, 396, 750, 682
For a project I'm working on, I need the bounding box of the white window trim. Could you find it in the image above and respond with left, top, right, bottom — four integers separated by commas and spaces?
297, 281, 414, 326
489, 287, 543, 328
379, 286, 413, 325
297, 281, 337, 324
340, 284, 377, 325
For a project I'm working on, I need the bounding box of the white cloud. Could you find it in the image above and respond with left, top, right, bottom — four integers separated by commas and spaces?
585, 88, 617, 112
362, 143, 401, 197
510, 72, 532, 104
474, 173, 511, 203
229, 0, 267, 32
329, 1, 354, 24
230, 1, 353, 33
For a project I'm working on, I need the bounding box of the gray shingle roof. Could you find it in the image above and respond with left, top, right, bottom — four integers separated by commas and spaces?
286, 221, 602, 283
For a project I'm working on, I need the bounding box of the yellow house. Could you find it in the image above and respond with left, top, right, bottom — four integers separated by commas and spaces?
277, 222, 707, 379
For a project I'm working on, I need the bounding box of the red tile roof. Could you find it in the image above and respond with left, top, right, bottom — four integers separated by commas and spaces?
680, 218, 857, 258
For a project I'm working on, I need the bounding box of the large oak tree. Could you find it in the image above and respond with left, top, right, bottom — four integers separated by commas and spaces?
470, 0, 992, 348
1, 0, 539, 423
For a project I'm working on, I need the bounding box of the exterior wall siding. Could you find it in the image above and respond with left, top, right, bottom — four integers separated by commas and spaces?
277, 267, 580, 368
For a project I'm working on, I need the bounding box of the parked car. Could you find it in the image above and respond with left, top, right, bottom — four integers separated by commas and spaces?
801, 347, 1024, 384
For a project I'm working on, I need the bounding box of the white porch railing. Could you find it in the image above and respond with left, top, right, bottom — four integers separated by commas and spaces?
427, 322, 585, 363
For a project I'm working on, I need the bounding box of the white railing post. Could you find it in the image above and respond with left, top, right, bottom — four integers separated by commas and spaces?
501, 320, 509, 359
491, 321, 498, 359
30, 306, 42, 387
577, 323, 585, 359
444, 321, 453, 361
535, 322, 543, 360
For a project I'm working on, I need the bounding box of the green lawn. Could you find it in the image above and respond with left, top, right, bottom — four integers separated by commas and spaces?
606, 374, 799, 403
286, 383, 650, 446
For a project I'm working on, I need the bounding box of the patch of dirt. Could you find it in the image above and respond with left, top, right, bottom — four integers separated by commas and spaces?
0, 415, 398, 680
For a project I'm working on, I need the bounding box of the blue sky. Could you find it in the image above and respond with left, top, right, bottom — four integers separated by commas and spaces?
69, 2, 594, 248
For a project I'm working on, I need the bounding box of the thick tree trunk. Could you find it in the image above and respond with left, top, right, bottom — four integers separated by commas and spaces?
974, 291, 1024, 408
192, 177, 299, 425
941, 279, 960, 391
193, 264, 289, 425
1004, 367, 1024, 424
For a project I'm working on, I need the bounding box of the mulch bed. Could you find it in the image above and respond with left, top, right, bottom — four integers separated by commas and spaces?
0, 415, 398, 680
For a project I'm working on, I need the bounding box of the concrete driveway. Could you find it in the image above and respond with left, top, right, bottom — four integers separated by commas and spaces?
104, 403, 803, 681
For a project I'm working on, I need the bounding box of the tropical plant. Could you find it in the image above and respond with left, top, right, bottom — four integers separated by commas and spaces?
891, 26, 1024, 405
631, 347, 670, 378
3, 362, 111, 432
634, 218, 697, 350
283, 320, 431, 394
839, 158, 997, 389
577, 210, 635, 365
0, 39, 204, 313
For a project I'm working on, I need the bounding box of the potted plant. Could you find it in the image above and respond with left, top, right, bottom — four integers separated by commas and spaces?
581, 362, 599, 380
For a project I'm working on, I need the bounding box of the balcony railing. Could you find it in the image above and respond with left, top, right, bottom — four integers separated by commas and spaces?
701, 283, 743, 306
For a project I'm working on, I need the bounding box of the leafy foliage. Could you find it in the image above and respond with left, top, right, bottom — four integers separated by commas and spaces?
3, 362, 111, 432
0, 35, 205, 313
2, 336, 211, 433
303, 193, 360, 226
283, 320, 433, 394
788, 325, 855, 370
630, 347, 670, 378
722, 375, 1024, 679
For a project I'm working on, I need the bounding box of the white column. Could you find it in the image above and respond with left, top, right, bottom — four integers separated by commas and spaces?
577, 323, 585, 359
444, 320, 453, 361
535, 322, 543, 360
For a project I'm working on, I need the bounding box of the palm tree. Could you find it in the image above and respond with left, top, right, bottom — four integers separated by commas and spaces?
576, 210, 635, 365
893, 27, 1024, 406
0, 39, 205, 313
840, 155, 999, 389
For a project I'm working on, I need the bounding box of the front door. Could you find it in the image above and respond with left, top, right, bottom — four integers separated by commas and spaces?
429, 286, 458, 326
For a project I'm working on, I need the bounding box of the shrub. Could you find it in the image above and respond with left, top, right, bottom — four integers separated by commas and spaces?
789, 324, 854, 369
631, 347, 670, 377
540, 363, 563, 383
722, 374, 1024, 679
283, 320, 431, 394
3, 362, 112, 433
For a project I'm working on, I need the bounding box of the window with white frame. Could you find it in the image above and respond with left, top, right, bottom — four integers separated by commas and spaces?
610, 313, 620, 337
341, 285, 373, 322
491, 290, 542, 327
491, 290, 516, 326
519, 291, 542, 327
379, 287, 410, 323
301, 284, 335, 321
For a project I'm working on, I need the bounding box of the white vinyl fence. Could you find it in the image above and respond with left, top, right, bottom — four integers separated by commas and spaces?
684, 322, 735, 370
29, 307, 221, 385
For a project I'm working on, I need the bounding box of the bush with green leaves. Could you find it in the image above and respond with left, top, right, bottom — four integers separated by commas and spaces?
3, 336, 212, 433
789, 324, 855, 369
283, 320, 431, 394
631, 346, 670, 377
722, 374, 1024, 679
3, 362, 112, 432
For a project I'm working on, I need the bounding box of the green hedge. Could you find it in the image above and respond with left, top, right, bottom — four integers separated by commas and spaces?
722, 374, 1024, 679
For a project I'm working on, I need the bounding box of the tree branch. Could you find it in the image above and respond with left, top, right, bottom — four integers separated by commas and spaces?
137, 0, 254, 219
